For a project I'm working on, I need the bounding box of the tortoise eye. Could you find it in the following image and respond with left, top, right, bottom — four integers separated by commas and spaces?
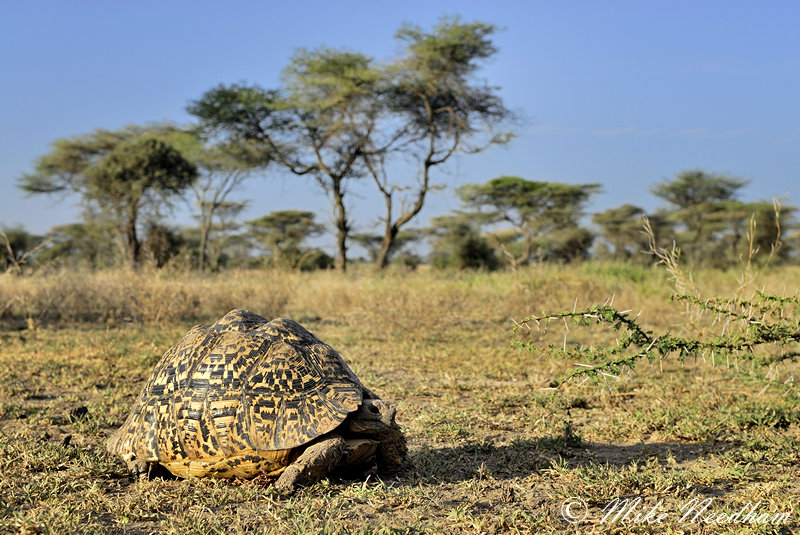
368, 404, 380, 414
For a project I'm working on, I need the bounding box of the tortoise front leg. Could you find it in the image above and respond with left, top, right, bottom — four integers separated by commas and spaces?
339, 438, 379, 472
274, 434, 345, 491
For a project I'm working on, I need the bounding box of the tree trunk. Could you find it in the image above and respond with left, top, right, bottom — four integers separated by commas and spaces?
125, 210, 140, 269
198, 222, 209, 271
374, 160, 432, 270
332, 178, 348, 272
271, 239, 283, 270
375, 227, 397, 270
374, 189, 394, 270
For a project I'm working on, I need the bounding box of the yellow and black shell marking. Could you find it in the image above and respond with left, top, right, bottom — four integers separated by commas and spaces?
107, 309, 365, 478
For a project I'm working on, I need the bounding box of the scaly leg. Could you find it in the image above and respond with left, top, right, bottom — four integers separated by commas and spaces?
274, 434, 345, 491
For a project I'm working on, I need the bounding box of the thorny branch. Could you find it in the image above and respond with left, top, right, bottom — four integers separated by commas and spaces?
513, 292, 800, 389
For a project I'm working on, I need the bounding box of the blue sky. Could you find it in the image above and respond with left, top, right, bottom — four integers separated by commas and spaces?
2, 1, 799, 251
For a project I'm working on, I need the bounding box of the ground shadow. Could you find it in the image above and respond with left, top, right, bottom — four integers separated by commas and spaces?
398, 437, 738, 484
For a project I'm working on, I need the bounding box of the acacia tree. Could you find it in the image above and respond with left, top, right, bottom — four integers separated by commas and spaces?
189, 50, 381, 272
190, 18, 512, 271
705, 199, 795, 267
651, 169, 748, 266
426, 213, 498, 270
738, 200, 795, 263
86, 137, 197, 266
18, 126, 197, 267
648, 170, 800, 267
592, 204, 648, 261
364, 18, 514, 269
459, 176, 601, 268
156, 128, 267, 271
247, 210, 325, 269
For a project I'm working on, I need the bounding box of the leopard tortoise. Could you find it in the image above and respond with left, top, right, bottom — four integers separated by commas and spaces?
107, 309, 406, 490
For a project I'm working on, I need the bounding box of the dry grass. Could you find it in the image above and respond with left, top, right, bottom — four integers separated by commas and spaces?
1, 263, 799, 533
0, 268, 291, 326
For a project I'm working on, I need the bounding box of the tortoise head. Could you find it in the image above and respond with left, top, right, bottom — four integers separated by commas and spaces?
344, 398, 406, 471
346, 399, 397, 430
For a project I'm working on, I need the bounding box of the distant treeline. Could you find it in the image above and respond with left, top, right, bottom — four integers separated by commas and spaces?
3, 169, 796, 273
5, 17, 796, 273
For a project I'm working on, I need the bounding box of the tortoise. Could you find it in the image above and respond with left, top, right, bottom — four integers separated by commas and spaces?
107, 309, 406, 490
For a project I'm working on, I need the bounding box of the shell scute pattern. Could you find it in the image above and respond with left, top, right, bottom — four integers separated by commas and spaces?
107, 309, 365, 476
